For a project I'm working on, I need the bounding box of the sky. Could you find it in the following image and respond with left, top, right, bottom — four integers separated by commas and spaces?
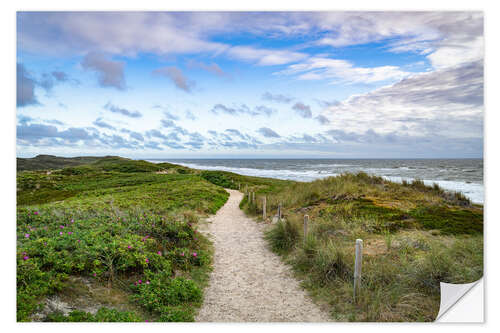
16, 11, 484, 158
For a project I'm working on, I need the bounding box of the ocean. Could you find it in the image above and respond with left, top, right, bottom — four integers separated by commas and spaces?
147, 159, 484, 204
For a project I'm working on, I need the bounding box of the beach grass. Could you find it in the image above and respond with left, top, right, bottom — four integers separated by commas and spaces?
16, 157, 227, 322
237, 171, 483, 321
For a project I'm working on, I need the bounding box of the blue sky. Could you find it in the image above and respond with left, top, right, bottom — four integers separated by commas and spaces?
16, 12, 483, 158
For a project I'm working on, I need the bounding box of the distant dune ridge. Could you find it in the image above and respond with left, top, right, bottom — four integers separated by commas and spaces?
17, 154, 113, 171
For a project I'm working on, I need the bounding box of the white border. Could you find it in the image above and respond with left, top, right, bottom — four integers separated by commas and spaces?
3, 1, 498, 332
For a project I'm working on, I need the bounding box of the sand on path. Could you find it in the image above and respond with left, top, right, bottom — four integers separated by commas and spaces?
196, 189, 331, 322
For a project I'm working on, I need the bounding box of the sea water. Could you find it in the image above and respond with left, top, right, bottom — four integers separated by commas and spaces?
147, 159, 484, 204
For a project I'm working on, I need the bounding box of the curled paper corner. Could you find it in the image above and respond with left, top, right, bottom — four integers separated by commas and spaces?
435, 278, 483, 322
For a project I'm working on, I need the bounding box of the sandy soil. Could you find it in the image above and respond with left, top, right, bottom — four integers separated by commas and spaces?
196, 189, 331, 322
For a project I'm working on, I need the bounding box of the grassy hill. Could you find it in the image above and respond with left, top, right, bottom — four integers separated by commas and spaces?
17, 155, 108, 171
16, 154, 191, 173
16, 158, 227, 322
235, 172, 483, 321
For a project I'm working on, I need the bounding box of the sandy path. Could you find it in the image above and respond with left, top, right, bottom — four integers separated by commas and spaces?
196, 189, 330, 322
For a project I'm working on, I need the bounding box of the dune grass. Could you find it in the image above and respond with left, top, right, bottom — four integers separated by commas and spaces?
16, 158, 228, 322
238, 172, 483, 321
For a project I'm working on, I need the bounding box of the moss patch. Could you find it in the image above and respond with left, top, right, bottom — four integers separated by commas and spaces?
409, 206, 483, 235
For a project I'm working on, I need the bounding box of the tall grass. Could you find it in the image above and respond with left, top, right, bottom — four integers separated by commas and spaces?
264, 219, 300, 254
239, 172, 483, 321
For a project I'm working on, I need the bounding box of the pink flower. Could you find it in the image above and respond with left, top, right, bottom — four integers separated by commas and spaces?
146, 281, 150, 285
138, 280, 142, 284
194, 237, 198, 241
157, 251, 161, 255
23, 256, 29, 260
71, 219, 74, 223
180, 252, 184, 257
127, 245, 132, 249
68, 231, 73, 235
192, 252, 197, 257
43, 242, 47, 246
25, 234, 30, 238
60, 225, 65, 229
77, 240, 81, 243
134, 282, 137, 286
93, 273, 97, 277
145, 258, 149, 263
59, 231, 63, 235
33, 211, 39, 215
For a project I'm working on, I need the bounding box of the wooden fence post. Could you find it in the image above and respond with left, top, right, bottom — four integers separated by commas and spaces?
353, 239, 363, 302
263, 196, 267, 220
252, 192, 255, 204
278, 202, 282, 220
303, 215, 309, 244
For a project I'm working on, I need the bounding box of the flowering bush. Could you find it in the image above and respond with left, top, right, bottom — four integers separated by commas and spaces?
17, 208, 208, 321
131, 271, 202, 321
17, 164, 228, 322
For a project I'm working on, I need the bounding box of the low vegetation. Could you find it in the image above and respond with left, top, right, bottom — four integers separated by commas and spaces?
17, 156, 483, 322
238, 172, 483, 321
17, 157, 228, 322
17, 154, 109, 171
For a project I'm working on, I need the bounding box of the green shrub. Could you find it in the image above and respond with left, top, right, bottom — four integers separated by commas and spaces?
16, 169, 221, 321
131, 272, 202, 321
409, 206, 482, 235
158, 306, 194, 322
44, 308, 143, 322
200, 171, 238, 189
265, 219, 300, 254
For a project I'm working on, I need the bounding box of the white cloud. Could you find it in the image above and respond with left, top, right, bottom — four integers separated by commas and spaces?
427, 36, 484, 69
312, 12, 483, 69
227, 46, 307, 66
18, 12, 483, 71
18, 12, 228, 57
319, 60, 483, 139
277, 57, 410, 84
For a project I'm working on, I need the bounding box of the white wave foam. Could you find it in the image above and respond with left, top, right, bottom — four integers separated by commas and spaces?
384, 176, 484, 204
148, 160, 484, 204
157, 161, 339, 181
